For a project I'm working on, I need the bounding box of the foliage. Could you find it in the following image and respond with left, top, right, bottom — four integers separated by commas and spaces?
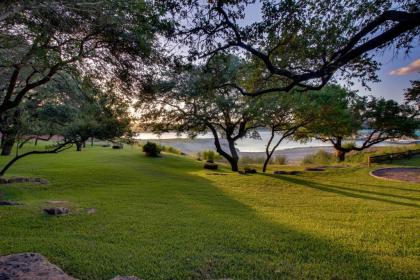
142, 141, 161, 157
138, 54, 264, 171
170, 0, 420, 95
404, 80, 420, 109
299, 84, 419, 161
0, 0, 170, 117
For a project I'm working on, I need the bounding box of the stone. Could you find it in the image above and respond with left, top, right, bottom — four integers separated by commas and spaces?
0, 253, 76, 280
111, 276, 141, 280
244, 168, 257, 174
43, 207, 69, 216
204, 162, 218, 170
86, 208, 96, 214
7, 177, 29, 184
34, 178, 49, 184
0, 201, 21, 206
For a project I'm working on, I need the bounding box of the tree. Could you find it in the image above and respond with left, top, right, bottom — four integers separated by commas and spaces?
0, 0, 169, 119
0, 76, 132, 176
171, 0, 420, 95
138, 55, 263, 171
258, 93, 313, 172
301, 85, 419, 161
404, 80, 420, 110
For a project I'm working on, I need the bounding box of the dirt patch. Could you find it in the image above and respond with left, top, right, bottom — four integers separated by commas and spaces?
371, 168, 420, 183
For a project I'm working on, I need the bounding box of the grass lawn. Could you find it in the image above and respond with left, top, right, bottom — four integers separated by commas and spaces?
0, 145, 419, 279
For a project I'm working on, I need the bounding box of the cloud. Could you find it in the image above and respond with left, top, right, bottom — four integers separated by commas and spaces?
390, 59, 420, 76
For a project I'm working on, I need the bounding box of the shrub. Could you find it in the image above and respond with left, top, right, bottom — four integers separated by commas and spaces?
142, 142, 161, 157
201, 150, 222, 162
302, 150, 334, 165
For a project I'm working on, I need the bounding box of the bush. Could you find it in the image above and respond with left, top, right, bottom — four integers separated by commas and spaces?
142, 142, 161, 157
302, 150, 335, 165
201, 150, 221, 162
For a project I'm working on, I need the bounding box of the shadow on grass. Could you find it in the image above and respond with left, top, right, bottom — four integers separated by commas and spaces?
263, 173, 420, 209
0, 149, 417, 279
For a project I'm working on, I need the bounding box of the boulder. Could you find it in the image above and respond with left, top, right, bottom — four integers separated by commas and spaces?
204, 162, 218, 170
0, 252, 76, 280
43, 207, 69, 216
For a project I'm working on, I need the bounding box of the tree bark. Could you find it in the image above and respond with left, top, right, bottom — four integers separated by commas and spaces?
1, 134, 15, 156
336, 149, 346, 162
76, 142, 82, 151
0, 142, 72, 176
227, 138, 239, 172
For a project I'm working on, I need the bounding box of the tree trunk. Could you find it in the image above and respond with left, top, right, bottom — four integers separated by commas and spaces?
91, 137, 94, 146
35, 136, 38, 146
1, 134, 15, 156
0, 133, 4, 148
336, 149, 346, 162
227, 138, 239, 172
76, 142, 82, 151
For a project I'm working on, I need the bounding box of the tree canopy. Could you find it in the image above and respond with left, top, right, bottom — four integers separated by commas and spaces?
170, 0, 420, 95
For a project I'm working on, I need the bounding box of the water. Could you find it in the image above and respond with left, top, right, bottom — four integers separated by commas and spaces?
135, 130, 414, 153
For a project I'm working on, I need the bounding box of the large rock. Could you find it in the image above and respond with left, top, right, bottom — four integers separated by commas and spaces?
0, 253, 76, 280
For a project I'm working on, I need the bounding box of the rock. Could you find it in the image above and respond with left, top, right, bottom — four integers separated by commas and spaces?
305, 167, 325, 172
111, 276, 141, 280
0, 252, 76, 280
86, 208, 96, 214
43, 207, 69, 216
0, 177, 8, 184
34, 178, 49, 184
204, 162, 218, 170
0, 201, 21, 206
7, 177, 30, 184
244, 168, 257, 174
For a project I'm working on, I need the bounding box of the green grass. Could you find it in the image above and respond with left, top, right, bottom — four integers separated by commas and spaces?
0, 145, 419, 279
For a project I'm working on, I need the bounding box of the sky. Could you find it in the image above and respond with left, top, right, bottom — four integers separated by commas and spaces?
239, 2, 420, 103
353, 49, 420, 102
